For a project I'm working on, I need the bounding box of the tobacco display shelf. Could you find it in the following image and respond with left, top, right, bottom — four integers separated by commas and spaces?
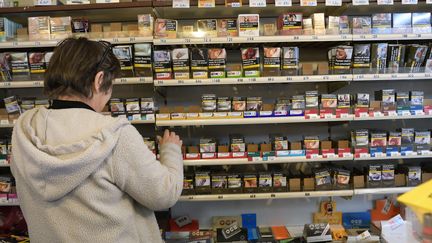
0, 123, 14, 128
0, 164, 10, 167
183, 155, 350, 166
352, 32, 432, 41
153, 34, 350, 46
183, 153, 432, 166
354, 187, 414, 195
0, 119, 154, 129
0, 77, 153, 89
353, 72, 432, 81
178, 190, 354, 202
0, 2, 152, 14
0, 36, 153, 49
153, 75, 351, 86
156, 113, 432, 127
0, 201, 19, 206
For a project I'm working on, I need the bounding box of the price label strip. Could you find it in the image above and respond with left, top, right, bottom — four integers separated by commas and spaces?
173, 0, 190, 8
352, 0, 369, 5
249, 0, 267, 7
275, 0, 292, 6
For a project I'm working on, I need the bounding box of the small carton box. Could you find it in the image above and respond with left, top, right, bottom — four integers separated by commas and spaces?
289, 178, 301, 192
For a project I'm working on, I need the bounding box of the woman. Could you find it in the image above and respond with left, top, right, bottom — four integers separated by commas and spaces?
11, 37, 183, 242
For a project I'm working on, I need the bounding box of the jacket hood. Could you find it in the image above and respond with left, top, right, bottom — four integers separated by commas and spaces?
11, 107, 129, 202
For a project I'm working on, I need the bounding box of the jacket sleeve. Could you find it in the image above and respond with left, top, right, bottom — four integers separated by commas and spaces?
111, 125, 183, 211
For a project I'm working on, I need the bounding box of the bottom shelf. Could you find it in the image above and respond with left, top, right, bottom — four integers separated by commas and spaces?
179, 187, 414, 202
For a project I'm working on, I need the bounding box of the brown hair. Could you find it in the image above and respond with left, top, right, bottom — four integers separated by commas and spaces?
44, 37, 121, 99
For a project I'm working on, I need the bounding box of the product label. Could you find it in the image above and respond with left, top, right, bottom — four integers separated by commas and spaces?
242, 48, 260, 71
191, 49, 209, 72
172, 49, 190, 72
198, 0, 215, 7
263, 47, 281, 68
250, 0, 266, 7
275, 0, 292, 6
352, 0, 369, 5
153, 51, 172, 73
300, 0, 317, 6
282, 47, 299, 69
113, 46, 133, 71
173, 0, 190, 8
11, 53, 29, 74
208, 49, 226, 72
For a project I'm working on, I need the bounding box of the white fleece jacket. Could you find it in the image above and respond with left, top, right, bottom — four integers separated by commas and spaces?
11, 107, 183, 243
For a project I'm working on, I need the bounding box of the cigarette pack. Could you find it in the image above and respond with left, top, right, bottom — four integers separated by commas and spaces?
153, 50, 172, 80
4, 96, 20, 114
273, 136, 289, 150
355, 129, 369, 147
371, 43, 388, 70
243, 173, 258, 193
327, 16, 340, 32
246, 97, 263, 111
154, 19, 177, 39
405, 45, 428, 71
217, 19, 238, 37
191, 48, 209, 79
134, 44, 152, 77
371, 131, 387, 147
195, 172, 211, 194
125, 98, 140, 120
401, 128, 415, 144
315, 169, 332, 190
281, 47, 299, 75
202, 94, 217, 112
339, 16, 350, 33
412, 12, 431, 28
414, 131, 431, 145
232, 97, 246, 111
273, 173, 287, 192
197, 19, 217, 37
208, 48, 226, 78
352, 16, 371, 33
291, 95, 305, 110
407, 166, 422, 186
375, 89, 395, 106
337, 94, 351, 108
140, 98, 154, 114
396, 91, 410, 108
230, 135, 245, 152
353, 44, 371, 68
263, 47, 281, 77
172, 48, 190, 79
368, 165, 382, 187
304, 136, 319, 149
334, 169, 351, 189
49, 16, 72, 40
312, 13, 325, 31
0, 53, 12, 81
387, 44, 406, 72
372, 13, 392, 33
227, 174, 242, 193
393, 13, 412, 29
211, 174, 227, 193
382, 164, 395, 186
258, 172, 273, 192
200, 138, 217, 153
410, 91, 424, 106
277, 13, 303, 35
225, 0, 242, 7
241, 48, 260, 77
356, 93, 370, 108
238, 14, 260, 37
217, 97, 231, 112
28, 16, 50, 40
388, 132, 402, 146
71, 17, 89, 33
302, 18, 313, 33
109, 98, 125, 116
321, 94, 337, 108
138, 14, 153, 37
20, 98, 35, 113
306, 91, 319, 108
113, 45, 134, 77
334, 46, 353, 70
10, 52, 29, 79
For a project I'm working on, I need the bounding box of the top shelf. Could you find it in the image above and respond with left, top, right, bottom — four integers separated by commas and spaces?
0, 2, 152, 14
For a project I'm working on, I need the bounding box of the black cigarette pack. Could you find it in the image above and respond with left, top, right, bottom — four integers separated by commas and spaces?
113, 45, 134, 77
338, 94, 351, 108
355, 129, 369, 147
195, 172, 211, 194
172, 48, 190, 79
407, 166, 422, 186
387, 44, 406, 72
191, 48, 209, 79
153, 50, 172, 79
217, 97, 231, 112
258, 172, 273, 193
372, 13, 392, 31
202, 94, 217, 112
368, 165, 382, 188
315, 169, 332, 190
305, 91, 319, 108
356, 93, 370, 108
382, 164, 395, 187
405, 45, 428, 71
333, 46, 353, 70
133, 43, 152, 77
353, 44, 371, 68
401, 128, 415, 144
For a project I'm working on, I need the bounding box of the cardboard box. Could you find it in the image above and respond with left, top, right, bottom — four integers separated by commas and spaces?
353, 175, 365, 188
395, 174, 406, 187
303, 177, 315, 191
290, 142, 302, 150
289, 178, 301, 192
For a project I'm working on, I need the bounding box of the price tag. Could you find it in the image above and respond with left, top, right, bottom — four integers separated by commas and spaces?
388, 111, 397, 117
390, 152, 400, 157
0, 120, 9, 125
343, 153, 352, 158
275, 0, 292, 5
173, 0, 190, 8
404, 151, 416, 156
33, 81, 43, 86
231, 2, 241, 6
308, 114, 320, 119
356, 230, 371, 240
325, 153, 337, 159
352, 0, 369, 5
325, 0, 341, 6
414, 110, 425, 116
300, 0, 317, 6
402, 0, 417, 4
373, 112, 384, 117
324, 113, 334, 119
198, 0, 215, 7
427, 0, 432, 4
374, 152, 386, 158
377, 0, 393, 4
401, 110, 411, 116
359, 153, 370, 158
340, 113, 350, 118
309, 153, 319, 159
175, 216, 192, 227
249, 0, 267, 7
421, 150, 432, 155
359, 112, 369, 118
35, 0, 55, 5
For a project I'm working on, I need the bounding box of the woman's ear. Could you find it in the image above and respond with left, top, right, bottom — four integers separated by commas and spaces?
93, 71, 105, 93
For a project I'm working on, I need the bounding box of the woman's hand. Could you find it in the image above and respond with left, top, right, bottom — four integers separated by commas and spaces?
157, 129, 182, 146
